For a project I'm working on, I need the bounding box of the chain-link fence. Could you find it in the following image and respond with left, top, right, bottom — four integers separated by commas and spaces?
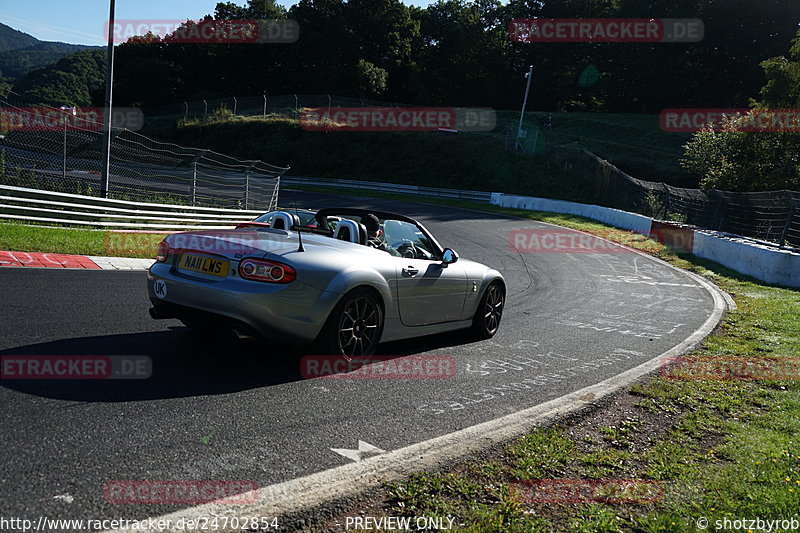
545, 142, 800, 249
0, 99, 286, 210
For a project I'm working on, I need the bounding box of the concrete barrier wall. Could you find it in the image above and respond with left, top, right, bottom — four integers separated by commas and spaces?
692, 231, 800, 288
491, 192, 800, 289
491, 193, 653, 236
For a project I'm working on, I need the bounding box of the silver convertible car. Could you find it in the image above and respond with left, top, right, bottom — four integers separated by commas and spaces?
147, 208, 505, 357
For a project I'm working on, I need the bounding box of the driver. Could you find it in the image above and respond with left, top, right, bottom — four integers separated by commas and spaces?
361, 214, 392, 253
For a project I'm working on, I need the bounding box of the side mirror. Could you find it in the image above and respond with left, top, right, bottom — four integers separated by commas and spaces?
442, 248, 459, 265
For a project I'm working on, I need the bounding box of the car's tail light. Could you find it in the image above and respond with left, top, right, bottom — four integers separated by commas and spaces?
156, 241, 170, 262
238, 258, 296, 283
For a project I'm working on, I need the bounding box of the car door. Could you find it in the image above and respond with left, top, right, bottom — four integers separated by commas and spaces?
381, 218, 468, 326
395, 258, 468, 326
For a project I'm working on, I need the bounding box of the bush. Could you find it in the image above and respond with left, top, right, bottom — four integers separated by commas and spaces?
680, 113, 800, 191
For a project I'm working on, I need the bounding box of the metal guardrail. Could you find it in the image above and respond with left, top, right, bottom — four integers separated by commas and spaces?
0, 185, 264, 230
282, 176, 493, 203
1, 176, 491, 231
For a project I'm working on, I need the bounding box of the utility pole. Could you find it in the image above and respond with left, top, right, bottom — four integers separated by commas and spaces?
100, 0, 116, 198
517, 65, 533, 142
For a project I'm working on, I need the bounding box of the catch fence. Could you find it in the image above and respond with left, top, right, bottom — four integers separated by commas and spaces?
0, 98, 286, 210
545, 143, 800, 248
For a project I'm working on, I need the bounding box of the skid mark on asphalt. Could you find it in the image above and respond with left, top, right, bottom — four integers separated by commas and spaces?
417, 345, 650, 416
556, 315, 686, 338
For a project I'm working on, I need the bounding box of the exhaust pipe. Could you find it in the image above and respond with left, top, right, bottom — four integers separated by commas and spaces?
228, 326, 255, 343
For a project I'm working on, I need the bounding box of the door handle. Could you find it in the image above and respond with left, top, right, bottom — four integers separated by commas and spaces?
402, 266, 419, 277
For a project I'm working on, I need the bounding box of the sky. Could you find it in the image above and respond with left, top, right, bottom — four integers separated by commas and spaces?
0, 0, 435, 45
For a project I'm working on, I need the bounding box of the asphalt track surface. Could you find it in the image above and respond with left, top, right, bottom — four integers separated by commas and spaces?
0, 190, 720, 528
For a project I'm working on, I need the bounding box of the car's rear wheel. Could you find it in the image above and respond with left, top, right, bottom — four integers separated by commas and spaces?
471, 281, 504, 339
318, 288, 384, 359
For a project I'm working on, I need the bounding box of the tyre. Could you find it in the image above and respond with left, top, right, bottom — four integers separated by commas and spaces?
471, 281, 505, 339
317, 288, 384, 359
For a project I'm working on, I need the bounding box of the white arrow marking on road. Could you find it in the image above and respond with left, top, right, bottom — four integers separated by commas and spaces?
331, 440, 385, 462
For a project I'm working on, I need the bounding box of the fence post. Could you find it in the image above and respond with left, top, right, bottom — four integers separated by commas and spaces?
203, 100, 208, 120
327, 94, 331, 114
244, 161, 257, 210
183, 101, 188, 119
233, 96, 237, 115
659, 185, 672, 220
62, 116, 67, 182
191, 162, 197, 206
188, 150, 207, 207
263, 94, 267, 116
710, 190, 726, 230
294, 94, 298, 116
779, 195, 797, 247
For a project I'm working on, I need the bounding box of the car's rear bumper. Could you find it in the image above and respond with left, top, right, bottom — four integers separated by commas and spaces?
147, 262, 340, 345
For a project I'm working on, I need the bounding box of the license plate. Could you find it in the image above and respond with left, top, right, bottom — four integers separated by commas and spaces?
178, 254, 230, 277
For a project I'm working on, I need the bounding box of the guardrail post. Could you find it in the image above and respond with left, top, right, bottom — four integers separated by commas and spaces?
779, 195, 797, 248
263, 94, 267, 116
233, 96, 237, 116
203, 100, 208, 120
328, 94, 331, 114
294, 94, 298, 116
183, 101, 188, 119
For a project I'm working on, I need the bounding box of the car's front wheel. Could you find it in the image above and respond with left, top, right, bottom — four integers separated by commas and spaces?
471, 281, 505, 339
318, 288, 384, 359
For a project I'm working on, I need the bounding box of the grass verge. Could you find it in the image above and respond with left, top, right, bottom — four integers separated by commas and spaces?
0, 222, 167, 258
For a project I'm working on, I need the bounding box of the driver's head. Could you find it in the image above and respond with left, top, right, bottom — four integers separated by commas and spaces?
361, 214, 381, 238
